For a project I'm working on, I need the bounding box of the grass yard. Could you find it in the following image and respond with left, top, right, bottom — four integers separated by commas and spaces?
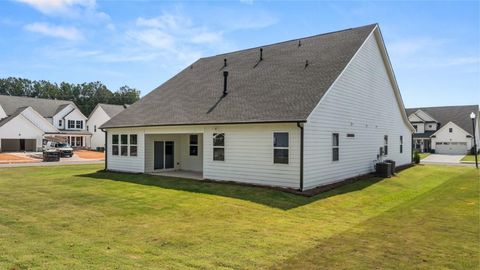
0, 164, 478, 269
419, 153, 430, 160
461, 154, 477, 163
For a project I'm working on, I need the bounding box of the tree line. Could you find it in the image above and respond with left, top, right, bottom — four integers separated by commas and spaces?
0, 77, 141, 116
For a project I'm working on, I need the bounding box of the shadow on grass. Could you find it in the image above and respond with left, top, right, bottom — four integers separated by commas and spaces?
77, 171, 385, 210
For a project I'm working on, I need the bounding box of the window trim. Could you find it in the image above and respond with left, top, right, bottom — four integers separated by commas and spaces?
213, 133, 225, 161
273, 132, 289, 164
111, 134, 138, 157
332, 133, 339, 161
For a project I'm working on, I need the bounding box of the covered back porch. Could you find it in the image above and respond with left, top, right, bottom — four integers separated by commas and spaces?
144, 132, 204, 178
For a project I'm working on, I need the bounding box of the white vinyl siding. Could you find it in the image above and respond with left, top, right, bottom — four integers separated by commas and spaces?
107, 129, 145, 173
303, 31, 412, 190
203, 123, 300, 189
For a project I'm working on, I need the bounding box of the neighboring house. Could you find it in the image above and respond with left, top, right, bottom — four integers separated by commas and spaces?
406, 105, 479, 155
87, 103, 128, 150
0, 95, 91, 152
101, 24, 414, 191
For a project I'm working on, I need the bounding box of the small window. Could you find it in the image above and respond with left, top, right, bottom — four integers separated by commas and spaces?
112, 135, 119, 156
346, 133, 355, 138
121, 134, 128, 156
76, 120, 83, 129
68, 120, 75, 129
59, 120, 62, 126
384, 135, 388, 156
94, 125, 97, 132
428, 125, 432, 128
130, 134, 137, 156
273, 132, 289, 164
449, 128, 453, 133
400, 136, 403, 153
332, 133, 339, 161
87, 125, 89, 131
190, 134, 198, 156
213, 133, 225, 161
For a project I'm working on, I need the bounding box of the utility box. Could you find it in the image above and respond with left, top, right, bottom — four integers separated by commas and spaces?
384, 159, 396, 175
375, 162, 392, 178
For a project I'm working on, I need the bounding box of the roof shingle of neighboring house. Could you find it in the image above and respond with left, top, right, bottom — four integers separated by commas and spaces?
0, 95, 75, 117
89, 103, 129, 119
406, 105, 479, 135
102, 24, 378, 129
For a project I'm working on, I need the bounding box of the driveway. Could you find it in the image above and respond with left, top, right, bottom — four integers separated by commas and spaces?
0, 151, 104, 168
422, 154, 465, 164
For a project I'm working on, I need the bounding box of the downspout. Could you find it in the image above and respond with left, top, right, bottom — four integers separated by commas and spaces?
297, 122, 304, 191
104, 129, 108, 171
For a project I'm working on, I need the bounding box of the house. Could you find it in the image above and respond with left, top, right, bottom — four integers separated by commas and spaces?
406, 105, 479, 154
0, 95, 91, 152
101, 24, 414, 191
87, 103, 128, 150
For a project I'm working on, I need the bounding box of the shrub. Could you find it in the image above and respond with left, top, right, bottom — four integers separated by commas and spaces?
413, 151, 420, 164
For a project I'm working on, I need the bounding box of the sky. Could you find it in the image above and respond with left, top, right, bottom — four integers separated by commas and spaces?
0, 0, 478, 108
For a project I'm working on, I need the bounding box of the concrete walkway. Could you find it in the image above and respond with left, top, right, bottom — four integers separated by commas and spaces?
422, 154, 465, 165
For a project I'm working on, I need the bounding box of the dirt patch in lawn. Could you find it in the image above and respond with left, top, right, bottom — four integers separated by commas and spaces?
75, 150, 105, 160
0, 153, 38, 164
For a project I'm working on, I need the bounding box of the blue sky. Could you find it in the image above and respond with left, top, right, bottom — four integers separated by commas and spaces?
0, 0, 478, 108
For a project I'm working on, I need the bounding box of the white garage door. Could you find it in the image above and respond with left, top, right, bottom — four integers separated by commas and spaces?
435, 142, 468, 155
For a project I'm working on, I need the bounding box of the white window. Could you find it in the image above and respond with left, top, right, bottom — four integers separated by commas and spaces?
449, 128, 453, 133
59, 120, 62, 126
213, 133, 225, 161
120, 134, 128, 156
332, 133, 339, 161
112, 135, 119, 155
76, 120, 83, 129
273, 132, 289, 164
190, 135, 198, 156
68, 120, 75, 129
94, 125, 97, 132
130, 134, 137, 156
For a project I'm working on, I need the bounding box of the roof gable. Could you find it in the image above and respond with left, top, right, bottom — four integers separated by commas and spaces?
103, 24, 377, 128
414, 109, 437, 122
408, 113, 424, 122
88, 103, 127, 119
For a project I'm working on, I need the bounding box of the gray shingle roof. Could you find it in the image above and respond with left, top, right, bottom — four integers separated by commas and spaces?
102, 24, 377, 129
0, 107, 29, 128
406, 105, 479, 135
0, 95, 75, 118
89, 103, 128, 119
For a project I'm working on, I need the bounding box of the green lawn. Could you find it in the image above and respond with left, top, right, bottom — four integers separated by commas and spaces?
461, 155, 477, 163
0, 164, 478, 269
419, 153, 430, 160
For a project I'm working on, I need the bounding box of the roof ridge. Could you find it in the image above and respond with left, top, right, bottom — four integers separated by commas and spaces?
204, 23, 378, 59
0, 94, 73, 103
407, 104, 478, 110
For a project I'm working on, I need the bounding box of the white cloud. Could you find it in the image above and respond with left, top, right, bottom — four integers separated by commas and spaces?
24, 22, 83, 41
16, 0, 94, 14
15, 0, 109, 22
